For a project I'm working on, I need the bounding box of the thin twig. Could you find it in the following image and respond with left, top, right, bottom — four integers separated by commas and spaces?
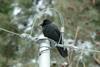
0, 27, 20, 36
83, 61, 86, 67
74, 26, 80, 46
30, 15, 38, 35
76, 60, 79, 67
68, 26, 80, 66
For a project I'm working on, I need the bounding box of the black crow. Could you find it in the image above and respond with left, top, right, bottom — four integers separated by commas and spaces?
40, 19, 68, 58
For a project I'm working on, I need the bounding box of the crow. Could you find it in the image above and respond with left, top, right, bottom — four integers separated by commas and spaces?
40, 19, 68, 58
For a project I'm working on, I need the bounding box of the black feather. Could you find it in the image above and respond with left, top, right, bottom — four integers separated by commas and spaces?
41, 19, 68, 57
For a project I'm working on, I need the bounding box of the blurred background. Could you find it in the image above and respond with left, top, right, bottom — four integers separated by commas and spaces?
0, 0, 100, 67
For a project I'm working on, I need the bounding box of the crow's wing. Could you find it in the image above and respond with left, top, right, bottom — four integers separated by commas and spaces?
50, 24, 63, 44
43, 23, 62, 43
42, 23, 68, 57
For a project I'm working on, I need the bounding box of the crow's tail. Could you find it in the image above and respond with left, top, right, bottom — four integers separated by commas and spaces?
56, 46, 68, 58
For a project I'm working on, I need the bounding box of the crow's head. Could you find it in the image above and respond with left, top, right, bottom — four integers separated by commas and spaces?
40, 19, 52, 26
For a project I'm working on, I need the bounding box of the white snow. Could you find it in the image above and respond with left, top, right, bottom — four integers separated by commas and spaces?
13, 6, 21, 16
18, 24, 25, 29
24, 27, 32, 32
36, 0, 46, 12
31, 59, 37, 63
13, 63, 23, 67
45, 8, 53, 16
27, 17, 33, 26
